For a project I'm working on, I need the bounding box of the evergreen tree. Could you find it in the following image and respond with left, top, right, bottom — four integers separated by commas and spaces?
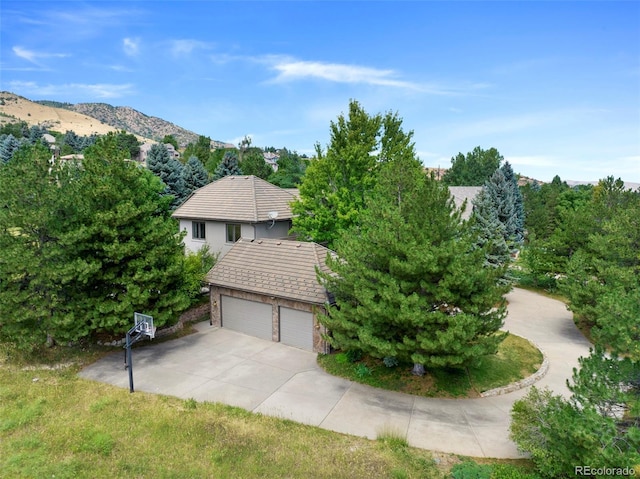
146, 143, 187, 208
484, 168, 520, 252
470, 187, 511, 270
442, 146, 503, 186
319, 156, 507, 371
183, 155, 210, 195
292, 100, 415, 249
212, 152, 242, 180
0, 144, 71, 348
0, 134, 22, 164
0, 140, 192, 351
28, 125, 46, 145
500, 161, 525, 243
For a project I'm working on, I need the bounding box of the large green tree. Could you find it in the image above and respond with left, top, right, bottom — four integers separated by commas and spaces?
292, 100, 415, 249
212, 152, 242, 180
183, 155, 210, 195
146, 143, 187, 208
442, 146, 503, 186
0, 140, 191, 350
318, 156, 508, 372
0, 144, 72, 348
240, 148, 272, 179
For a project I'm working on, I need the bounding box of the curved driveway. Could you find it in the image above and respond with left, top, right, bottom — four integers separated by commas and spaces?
79, 288, 592, 458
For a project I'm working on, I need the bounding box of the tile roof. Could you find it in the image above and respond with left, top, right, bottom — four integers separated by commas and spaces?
172, 175, 296, 222
448, 186, 483, 220
205, 238, 335, 304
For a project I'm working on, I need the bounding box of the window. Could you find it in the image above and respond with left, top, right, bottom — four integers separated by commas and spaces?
226, 223, 241, 243
192, 221, 206, 240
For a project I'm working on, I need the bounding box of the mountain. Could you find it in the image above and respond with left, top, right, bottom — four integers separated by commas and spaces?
0, 92, 210, 147
1, 91, 123, 138
60, 102, 201, 147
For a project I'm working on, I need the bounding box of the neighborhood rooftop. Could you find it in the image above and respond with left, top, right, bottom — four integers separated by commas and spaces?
172, 175, 297, 223
205, 238, 335, 304
448, 186, 483, 220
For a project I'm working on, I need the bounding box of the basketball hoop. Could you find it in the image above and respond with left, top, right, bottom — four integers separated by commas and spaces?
124, 313, 156, 393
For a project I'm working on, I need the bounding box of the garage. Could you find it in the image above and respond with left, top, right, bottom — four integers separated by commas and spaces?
207, 238, 335, 353
279, 307, 313, 351
220, 295, 272, 340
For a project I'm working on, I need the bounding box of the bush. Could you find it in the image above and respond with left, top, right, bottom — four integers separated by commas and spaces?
183, 245, 217, 302
345, 349, 363, 363
450, 461, 492, 479
491, 464, 541, 479
383, 356, 399, 368
354, 363, 371, 378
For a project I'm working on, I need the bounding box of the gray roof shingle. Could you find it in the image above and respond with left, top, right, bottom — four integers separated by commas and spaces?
172, 175, 296, 222
448, 186, 483, 220
205, 238, 335, 304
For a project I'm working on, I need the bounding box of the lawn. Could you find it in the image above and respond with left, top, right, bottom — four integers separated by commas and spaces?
317, 334, 543, 398
0, 345, 447, 479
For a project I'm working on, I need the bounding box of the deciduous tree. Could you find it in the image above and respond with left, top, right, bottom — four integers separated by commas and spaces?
292, 100, 415, 249
442, 146, 503, 186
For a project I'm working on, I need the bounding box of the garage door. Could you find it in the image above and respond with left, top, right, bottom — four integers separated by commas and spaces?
221, 296, 272, 340
280, 307, 314, 351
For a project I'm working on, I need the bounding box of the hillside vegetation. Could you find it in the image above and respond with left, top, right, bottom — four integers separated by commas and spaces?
0, 92, 204, 147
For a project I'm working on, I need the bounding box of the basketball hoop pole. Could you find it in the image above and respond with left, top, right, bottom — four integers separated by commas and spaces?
123, 314, 155, 393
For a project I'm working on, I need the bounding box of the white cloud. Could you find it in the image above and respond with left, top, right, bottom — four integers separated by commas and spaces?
169, 39, 212, 57
12, 46, 68, 66
7, 80, 134, 99
123, 37, 140, 57
505, 155, 558, 167
270, 59, 420, 90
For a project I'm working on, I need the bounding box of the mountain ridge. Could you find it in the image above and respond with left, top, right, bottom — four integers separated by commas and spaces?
0, 92, 214, 147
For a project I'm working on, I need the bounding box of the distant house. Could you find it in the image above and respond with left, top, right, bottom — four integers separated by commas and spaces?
172, 175, 296, 258
263, 151, 279, 171
138, 142, 180, 164
206, 237, 334, 352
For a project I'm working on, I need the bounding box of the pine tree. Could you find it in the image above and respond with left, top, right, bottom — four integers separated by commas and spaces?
0, 139, 192, 350
484, 168, 520, 253
0, 134, 22, 163
183, 155, 210, 195
319, 156, 507, 371
471, 187, 511, 270
146, 143, 187, 208
212, 152, 243, 180
500, 161, 525, 243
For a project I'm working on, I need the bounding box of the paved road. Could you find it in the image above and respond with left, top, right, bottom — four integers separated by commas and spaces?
79, 288, 592, 458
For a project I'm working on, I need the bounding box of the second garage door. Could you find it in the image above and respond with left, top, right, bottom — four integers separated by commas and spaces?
280, 307, 314, 351
221, 296, 272, 340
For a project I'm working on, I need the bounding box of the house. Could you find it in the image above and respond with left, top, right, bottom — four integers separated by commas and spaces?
205, 238, 334, 352
172, 175, 297, 257
263, 151, 279, 171
139, 142, 180, 164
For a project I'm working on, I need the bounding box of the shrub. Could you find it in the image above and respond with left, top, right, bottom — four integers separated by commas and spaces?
383, 356, 399, 368
450, 461, 492, 479
491, 464, 541, 479
354, 363, 371, 378
345, 349, 363, 363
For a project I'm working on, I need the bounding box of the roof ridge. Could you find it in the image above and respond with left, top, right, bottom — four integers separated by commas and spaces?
250, 176, 259, 222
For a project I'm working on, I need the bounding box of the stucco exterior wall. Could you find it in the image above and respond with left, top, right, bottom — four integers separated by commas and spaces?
209, 285, 329, 354
180, 219, 291, 258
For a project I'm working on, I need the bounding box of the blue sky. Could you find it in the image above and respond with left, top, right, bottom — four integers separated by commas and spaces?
1, 1, 638, 182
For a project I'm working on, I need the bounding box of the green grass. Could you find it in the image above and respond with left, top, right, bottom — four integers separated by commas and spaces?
0, 348, 447, 479
318, 334, 543, 398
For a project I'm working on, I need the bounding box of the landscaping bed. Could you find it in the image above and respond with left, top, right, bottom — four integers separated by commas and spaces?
317, 333, 543, 398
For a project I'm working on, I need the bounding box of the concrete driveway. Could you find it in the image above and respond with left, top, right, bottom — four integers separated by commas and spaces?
79, 288, 592, 458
